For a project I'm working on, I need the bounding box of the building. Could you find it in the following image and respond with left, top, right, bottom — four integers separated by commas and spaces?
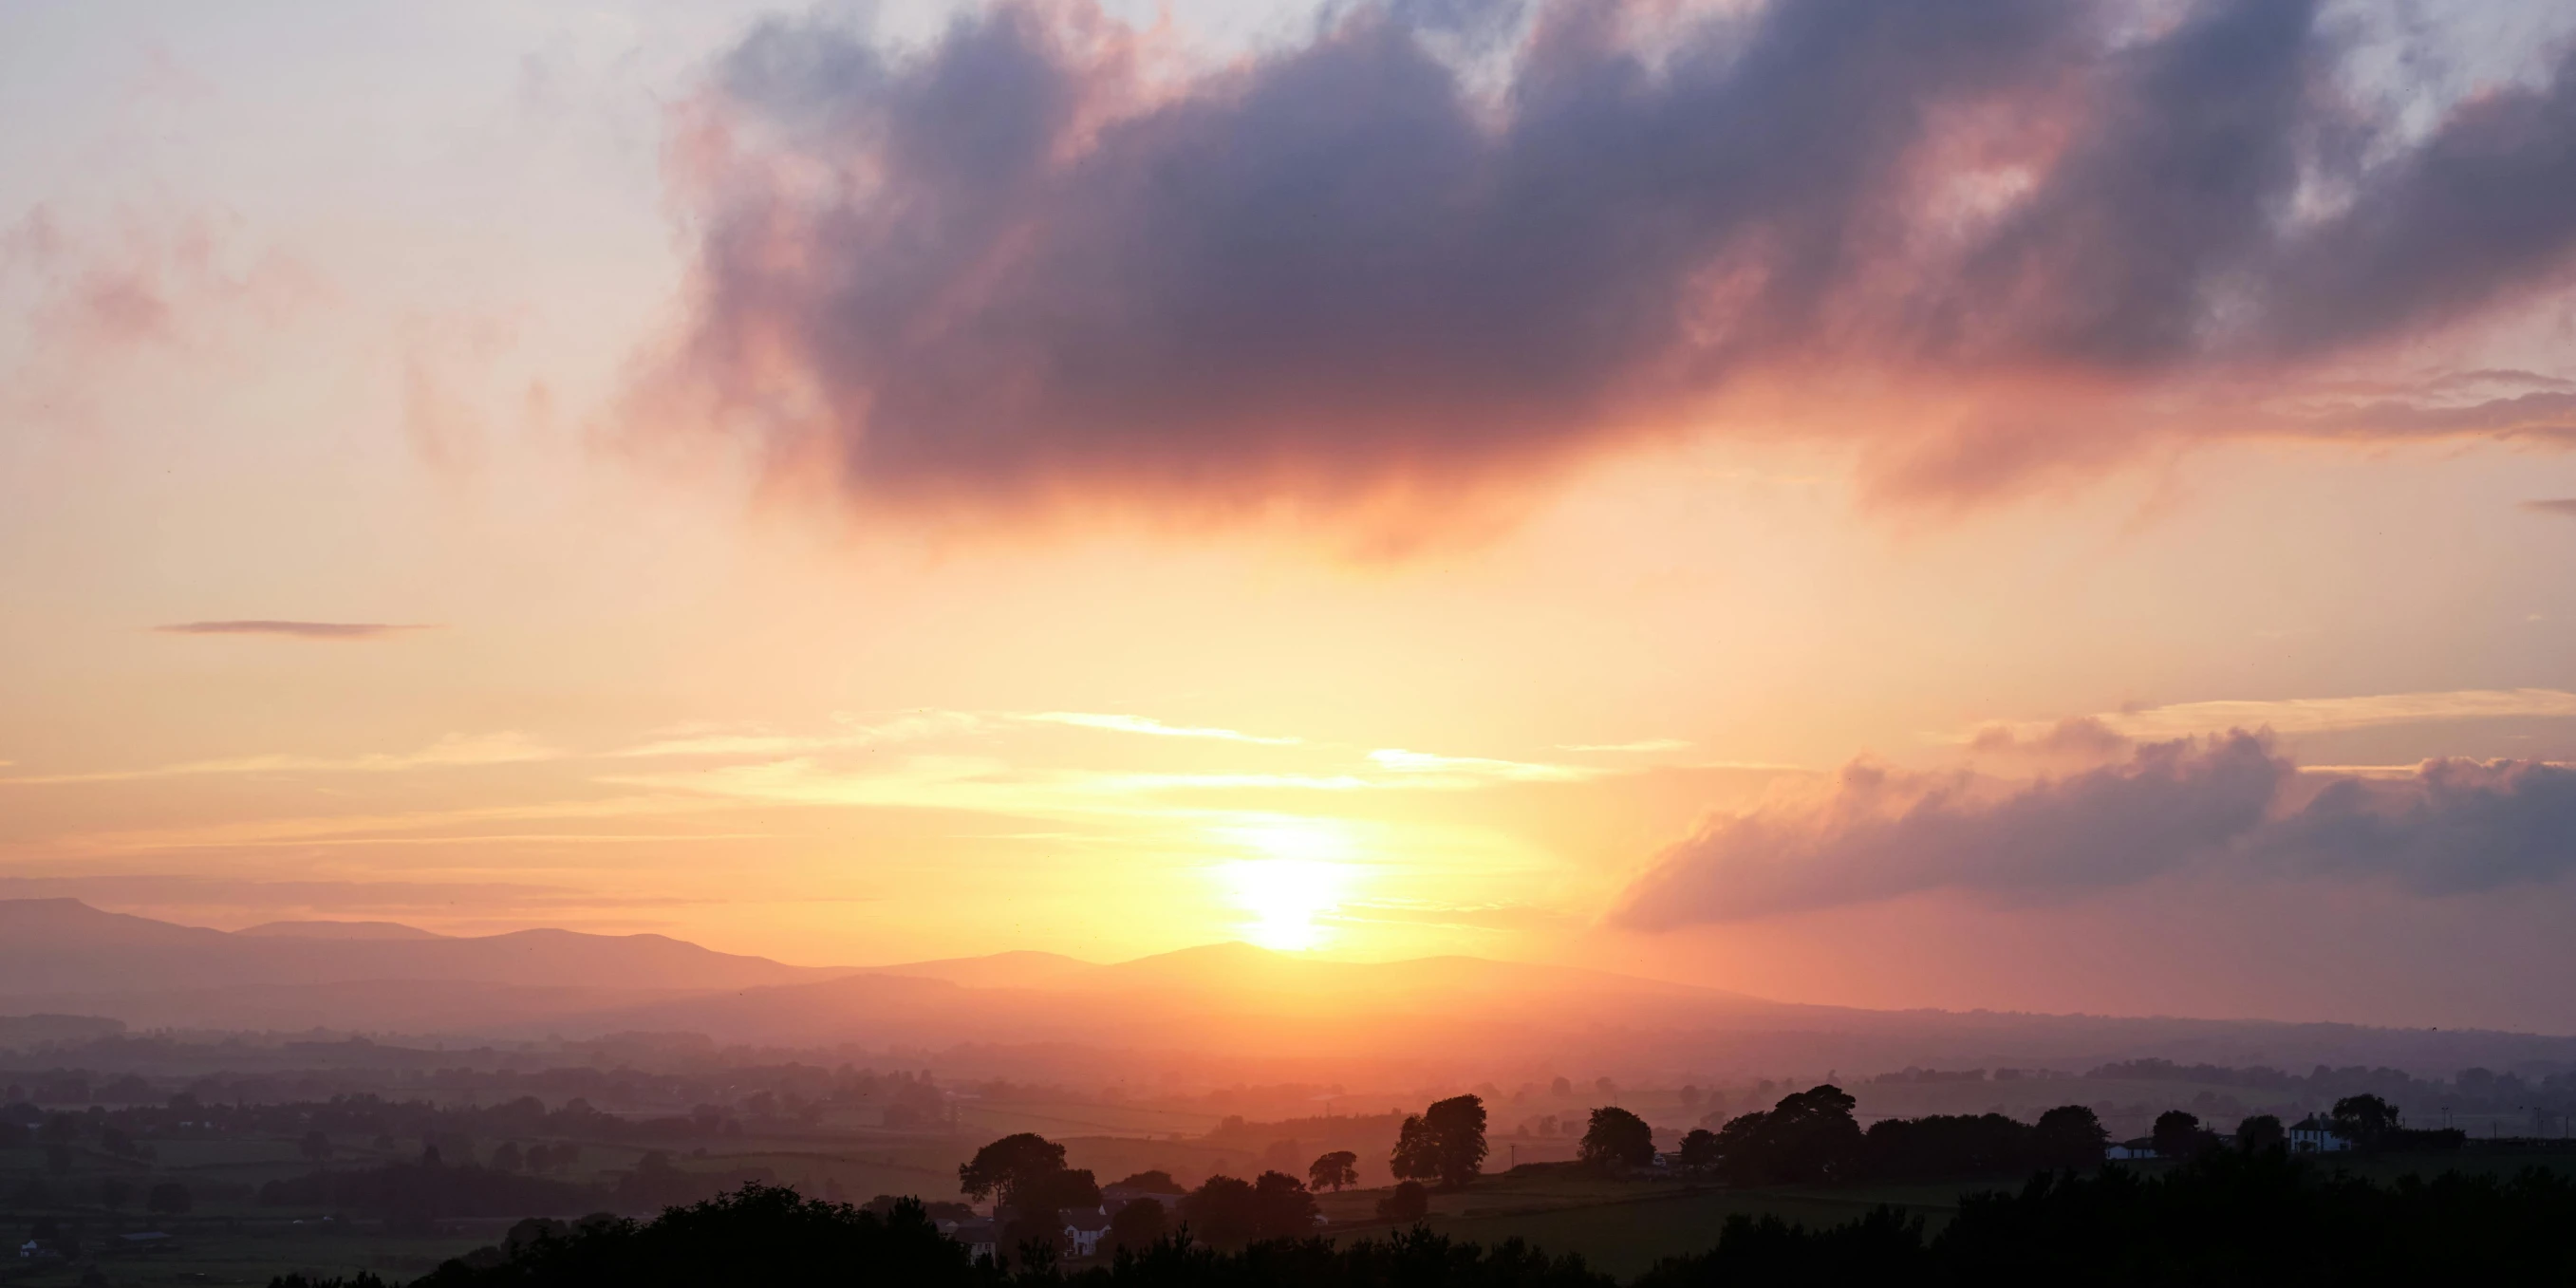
2105, 1138, 2158, 1160
2287, 1116, 2352, 1153
1063, 1207, 1112, 1257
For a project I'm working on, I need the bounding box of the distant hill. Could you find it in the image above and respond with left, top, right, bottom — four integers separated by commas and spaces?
234, 920, 449, 941
9, 901, 2573, 1078
0, 899, 844, 1002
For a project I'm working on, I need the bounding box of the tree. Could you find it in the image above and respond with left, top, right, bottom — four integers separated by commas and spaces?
2331, 1095, 2399, 1148
490, 1142, 524, 1172
1375, 1180, 1429, 1223
1251, 1171, 1320, 1240
1177, 1175, 1258, 1248
45, 1143, 72, 1175
1716, 1085, 1864, 1185
147, 1181, 192, 1215
1675, 1128, 1722, 1172
99, 1178, 131, 1211
1109, 1169, 1183, 1195
957, 1133, 1068, 1206
1105, 1197, 1166, 1254
1577, 1108, 1656, 1171
1308, 1150, 1358, 1193
2236, 1114, 2287, 1153
1391, 1094, 1487, 1189
2032, 1105, 2109, 1170
2152, 1111, 2210, 1160
301, 1130, 333, 1162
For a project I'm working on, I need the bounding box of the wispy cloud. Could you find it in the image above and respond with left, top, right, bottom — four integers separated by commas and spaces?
1559, 739, 1692, 753
1961, 689, 2576, 746
2525, 499, 2576, 518
1022, 712, 1300, 745
1366, 749, 1601, 782
154, 620, 435, 640
3, 732, 557, 786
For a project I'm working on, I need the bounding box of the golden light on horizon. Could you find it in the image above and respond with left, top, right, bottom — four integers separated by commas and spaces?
1218, 817, 1361, 951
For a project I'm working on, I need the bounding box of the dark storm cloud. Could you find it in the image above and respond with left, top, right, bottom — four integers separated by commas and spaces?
1610, 737, 2576, 927
663, 0, 2576, 514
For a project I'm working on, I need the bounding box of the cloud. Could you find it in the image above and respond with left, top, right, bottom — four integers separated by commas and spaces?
1612, 734, 2576, 927
2526, 498, 2576, 517
1020, 712, 1300, 744
3, 732, 556, 785
1559, 739, 1692, 753
1366, 748, 1599, 782
647, 0, 2576, 526
155, 620, 434, 640
1963, 689, 2576, 745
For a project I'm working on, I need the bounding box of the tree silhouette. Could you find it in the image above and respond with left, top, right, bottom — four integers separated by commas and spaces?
147, 1181, 192, 1215
958, 1132, 1068, 1205
2032, 1105, 2109, 1170
1391, 1094, 1487, 1188
2152, 1110, 2209, 1160
1307, 1150, 1358, 1193
1675, 1128, 1722, 1172
1375, 1180, 1430, 1223
2331, 1094, 2399, 1148
2235, 1113, 2287, 1153
1106, 1197, 1166, 1254
1577, 1107, 1655, 1170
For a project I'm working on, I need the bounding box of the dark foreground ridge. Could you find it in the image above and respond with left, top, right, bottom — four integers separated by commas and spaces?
267, 1148, 2576, 1288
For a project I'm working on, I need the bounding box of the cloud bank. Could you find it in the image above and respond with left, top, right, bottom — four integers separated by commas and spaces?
1612, 734, 2576, 927
656, 0, 2576, 522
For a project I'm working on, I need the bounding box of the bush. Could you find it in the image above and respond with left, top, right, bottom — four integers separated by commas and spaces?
1375, 1180, 1429, 1223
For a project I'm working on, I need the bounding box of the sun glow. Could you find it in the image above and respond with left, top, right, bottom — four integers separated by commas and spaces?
1219, 818, 1360, 951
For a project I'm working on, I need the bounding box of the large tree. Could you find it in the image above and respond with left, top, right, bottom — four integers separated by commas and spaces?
958, 1133, 1068, 1206
1710, 1085, 1864, 1185
2032, 1105, 2109, 1170
2151, 1110, 2209, 1161
1391, 1094, 1488, 1189
1577, 1107, 1656, 1170
2235, 1114, 2287, 1153
1307, 1150, 1358, 1193
2331, 1095, 2400, 1148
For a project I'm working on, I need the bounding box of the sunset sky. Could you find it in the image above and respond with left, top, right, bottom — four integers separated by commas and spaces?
7, 0, 2576, 1031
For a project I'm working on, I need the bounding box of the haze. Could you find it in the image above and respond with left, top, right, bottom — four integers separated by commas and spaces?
9, 0, 2576, 1042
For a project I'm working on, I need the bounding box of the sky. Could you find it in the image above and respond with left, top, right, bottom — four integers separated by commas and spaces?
6, 0, 2576, 1031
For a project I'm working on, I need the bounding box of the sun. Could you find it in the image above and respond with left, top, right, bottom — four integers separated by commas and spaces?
1216, 818, 1360, 951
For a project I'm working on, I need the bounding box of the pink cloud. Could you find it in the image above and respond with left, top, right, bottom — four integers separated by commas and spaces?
642, 0, 2576, 529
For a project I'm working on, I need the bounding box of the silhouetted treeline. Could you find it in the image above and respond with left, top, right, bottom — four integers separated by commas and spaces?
370, 1185, 1609, 1288
1636, 1149, 2576, 1286
2085, 1058, 2576, 1116
281, 1152, 2576, 1288
1681, 1086, 2110, 1185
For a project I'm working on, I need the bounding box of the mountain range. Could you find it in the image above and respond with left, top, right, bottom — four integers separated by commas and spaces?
3, 899, 2571, 1079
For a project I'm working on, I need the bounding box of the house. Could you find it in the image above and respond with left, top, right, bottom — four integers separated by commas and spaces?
1063, 1207, 1112, 1257
2287, 1116, 2351, 1153
17, 1241, 62, 1261
2105, 1138, 2158, 1160
119, 1231, 173, 1248
952, 1220, 999, 1261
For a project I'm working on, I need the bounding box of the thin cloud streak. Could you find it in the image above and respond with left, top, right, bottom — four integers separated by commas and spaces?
1021, 712, 1301, 744
2, 732, 558, 786
1961, 689, 2576, 746
154, 620, 435, 640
